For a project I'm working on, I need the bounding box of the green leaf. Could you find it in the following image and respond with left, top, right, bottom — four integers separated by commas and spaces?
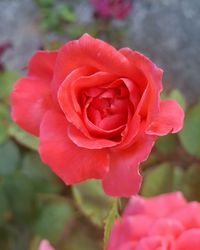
0, 105, 11, 144
182, 164, 200, 201
72, 180, 114, 227
9, 123, 39, 150
66, 221, 102, 250
168, 89, 186, 110
35, 0, 54, 8
161, 89, 186, 110
0, 184, 10, 224
3, 174, 35, 222
0, 140, 20, 175
63, 220, 102, 250
22, 152, 63, 193
34, 198, 73, 244
155, 134, 177, 155
57, 4, 75, 22
66, 25, 90, 39
0, 227, 10, 250
0, 70, 20, 104
141, 163, 173, 197
103, 199, 120, 248
29, 236, 43, 250
179, 101, 200, 158
41, 13, 60, 31
160, 90, 167, 100
172, 167, 185, 191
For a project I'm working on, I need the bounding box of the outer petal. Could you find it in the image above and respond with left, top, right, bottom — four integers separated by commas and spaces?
39, 110, 109, 184
170, 202, 200, 229
107, 215, 153, 250
176, 229, 200, 250
28, 50, 58, 82
120, 48, 163, 125
38, 240, 55, 250
52, 34, 131, 92
119, 48, 162, 92
148, 218, 184, 238
124, 192, 187, 218
146, 100, 184, 136
135, 236, 174, 250
118, 243, 137, 250
102, 134, 156, 196
11, 77, 53, 135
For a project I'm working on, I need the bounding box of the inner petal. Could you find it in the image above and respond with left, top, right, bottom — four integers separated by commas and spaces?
83, 80, 132, 135
99, 113, 127, 130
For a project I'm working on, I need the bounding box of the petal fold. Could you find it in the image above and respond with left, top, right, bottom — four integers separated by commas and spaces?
53, 34, 130, 92
176, 229, 200, 250
146, 100, 184, 136
28, 50, 58, 82
102, 134, 156, 196
39, 110, 109, 184
11, 77, 52, 135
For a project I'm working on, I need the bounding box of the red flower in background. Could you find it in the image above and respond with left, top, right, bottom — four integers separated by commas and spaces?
107, 192, 200, 250
11, 34, 184, 197
90, 0, 133, 20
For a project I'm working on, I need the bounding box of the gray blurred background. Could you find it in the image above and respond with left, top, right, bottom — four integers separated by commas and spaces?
0, 0, 200, 104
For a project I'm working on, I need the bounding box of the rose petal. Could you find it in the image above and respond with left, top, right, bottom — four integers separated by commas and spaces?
125, 192, 187, 218
135, 236, 174, 250
122, 78, 141, 108
102, 134, 156, 196
121, 216, 153, 240
28, 50, 58, 82
68, 124, 119, 149
60, 71, 116, 121
170, 202, 200, 229
120, 48, 163, 125
120, 48, 162, 93
39, 110, 109, 184
146, 100, 184, 136
176, 229, 200, 250
58, 70, 121, 140
148, 218, 184, 238
38, 240, 55, 250
53, 34, 130, 92
83, 103, 126, 139
118, 242, 137, 250
11, 77, 52, 135
107, 216, 153, 250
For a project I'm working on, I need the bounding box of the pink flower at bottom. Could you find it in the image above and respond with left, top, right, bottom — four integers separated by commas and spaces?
38, 240, 55, 250
107, 192, 200, 250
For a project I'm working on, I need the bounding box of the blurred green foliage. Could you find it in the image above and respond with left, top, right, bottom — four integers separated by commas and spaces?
35, 0, 76, 32
72, 180, 115, 227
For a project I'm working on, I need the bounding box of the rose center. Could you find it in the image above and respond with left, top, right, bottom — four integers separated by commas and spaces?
81, 82, 132, 134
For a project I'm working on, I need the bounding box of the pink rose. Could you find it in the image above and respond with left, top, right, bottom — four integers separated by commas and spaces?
107, 192, 200, 250
38, 240, 55, 250
11, 34, 184, 197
